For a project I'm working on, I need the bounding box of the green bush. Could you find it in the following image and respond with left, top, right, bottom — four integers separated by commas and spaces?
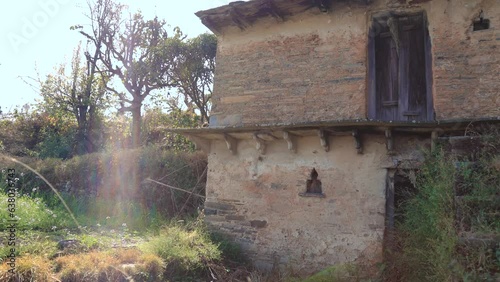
398, 150, 457, 281
1, 146, 207, 229
140, 222, 220, 271
209, 232, 245, 264
390, 129, 500, 281
0, 192, 72, 232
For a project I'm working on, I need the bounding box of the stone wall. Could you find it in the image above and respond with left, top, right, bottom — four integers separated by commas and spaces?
428, 0, 500, 120
209, 0, 500, 127
204, 134, 430, 273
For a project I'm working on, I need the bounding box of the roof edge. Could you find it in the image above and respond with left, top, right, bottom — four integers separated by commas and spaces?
161, 118, 500, 135
195, 0, 373, 34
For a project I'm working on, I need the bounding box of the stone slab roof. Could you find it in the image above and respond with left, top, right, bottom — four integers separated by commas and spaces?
195, 0, 372, 34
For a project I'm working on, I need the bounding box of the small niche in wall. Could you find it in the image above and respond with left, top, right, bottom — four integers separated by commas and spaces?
473, 10, 490, 31
299, 168, 325, 198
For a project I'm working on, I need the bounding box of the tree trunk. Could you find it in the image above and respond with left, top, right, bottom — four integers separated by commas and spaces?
75, 105, 89, 155
129, 104, 142, 201
131, 104, 142, 148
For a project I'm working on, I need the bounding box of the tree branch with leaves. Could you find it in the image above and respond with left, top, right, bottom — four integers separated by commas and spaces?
164, 32, 216, 125
76, 0, 176, 148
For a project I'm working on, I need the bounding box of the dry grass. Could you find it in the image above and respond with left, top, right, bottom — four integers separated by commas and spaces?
0, 256, 55, 282
53, 248, 164, 282
55, 250, 125, 281
0, 248, 165, 282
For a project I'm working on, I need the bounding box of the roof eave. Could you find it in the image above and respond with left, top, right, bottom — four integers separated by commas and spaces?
195, 0, 375, 34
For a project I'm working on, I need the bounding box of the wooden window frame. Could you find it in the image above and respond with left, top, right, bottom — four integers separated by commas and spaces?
367, 11, 434, 122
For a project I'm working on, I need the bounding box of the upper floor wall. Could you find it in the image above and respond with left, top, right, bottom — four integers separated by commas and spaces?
200, 0, 500, 127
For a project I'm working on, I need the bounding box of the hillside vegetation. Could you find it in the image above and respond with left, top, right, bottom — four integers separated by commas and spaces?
384, 126, 500, 281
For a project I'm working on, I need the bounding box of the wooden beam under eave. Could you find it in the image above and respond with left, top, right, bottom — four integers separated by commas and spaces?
314, 0, 331, 13
229, 5, 250, 30
352, 129, 363, 154
186, 134, 211, 153
431, 129, 444, 152
224, 134, 238, 155
283, 131, 297, 153
199, 16, 221, 34
385, 129, 395, 155
265, 0, 284, 22
253, 133, 266, 155
317, 129, 329, 152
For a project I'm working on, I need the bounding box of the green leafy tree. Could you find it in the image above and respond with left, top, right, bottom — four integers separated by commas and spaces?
0, 108, 76, 158
142, 106, 197, 151
165, 33, 217, 124
77, 0, 175, 148
37, 44, 109, 154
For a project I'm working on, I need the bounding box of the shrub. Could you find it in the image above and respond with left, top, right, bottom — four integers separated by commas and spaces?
388, 128, 500, 281
140, 223, 220, 272
1, 146, 207, 230
393, 150, 457, 281
0, 192, 72, 232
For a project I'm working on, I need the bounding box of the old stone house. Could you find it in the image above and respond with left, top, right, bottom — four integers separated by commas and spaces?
173, 0, 500, 273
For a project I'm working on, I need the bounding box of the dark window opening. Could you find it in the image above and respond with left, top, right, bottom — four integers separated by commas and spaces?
299, 168, 325, 198
368, 12, 434, 122
393, 171, 418, 225
473, 11, 490, 31
385, 169, 418, 230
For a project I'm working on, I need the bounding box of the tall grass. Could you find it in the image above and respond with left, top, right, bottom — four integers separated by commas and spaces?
389, 128, 500, 281
397, 150, 458, 281
0, 192, 72, 231
140, 220, 221, 276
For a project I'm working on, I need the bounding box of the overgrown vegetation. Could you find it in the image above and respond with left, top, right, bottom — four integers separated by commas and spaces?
0, 146, 251, 281
385, 127, 500, 281
0, 0, 227, 280
1, 146, 206, 226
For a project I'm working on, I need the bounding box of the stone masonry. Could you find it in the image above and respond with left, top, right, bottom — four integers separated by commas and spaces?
187, 0, 500, 275
209, 0, 500, 127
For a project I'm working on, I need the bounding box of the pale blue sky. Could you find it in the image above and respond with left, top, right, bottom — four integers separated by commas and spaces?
0, 0, 235, 113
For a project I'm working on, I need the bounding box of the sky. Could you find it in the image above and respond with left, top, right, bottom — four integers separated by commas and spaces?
0, 0, 235, 113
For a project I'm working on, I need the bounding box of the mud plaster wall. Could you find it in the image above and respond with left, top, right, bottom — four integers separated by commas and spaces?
210, 0, 500, 127
204, 134, 432, 273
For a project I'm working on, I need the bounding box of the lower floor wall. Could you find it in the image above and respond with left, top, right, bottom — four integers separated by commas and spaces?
204, 133, 429, 274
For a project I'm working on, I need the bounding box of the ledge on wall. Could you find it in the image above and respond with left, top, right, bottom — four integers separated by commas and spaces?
160, 118, 500, 155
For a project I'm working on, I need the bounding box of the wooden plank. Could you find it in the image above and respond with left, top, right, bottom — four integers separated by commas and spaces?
367, 25, 377, 119
398, 21, 410, 122
382, 100, 398, 107
424, 15, 435, 121
375, 30, 399, 121
406, 25, 427, 121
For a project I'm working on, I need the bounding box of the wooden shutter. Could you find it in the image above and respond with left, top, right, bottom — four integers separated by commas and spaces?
375, 31, 399, 121
398, 15, 428, 122
369, 13, 433, 122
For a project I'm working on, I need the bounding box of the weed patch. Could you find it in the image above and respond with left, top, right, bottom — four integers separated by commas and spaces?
140, 223, 220, 271
386, 128, 500, 281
